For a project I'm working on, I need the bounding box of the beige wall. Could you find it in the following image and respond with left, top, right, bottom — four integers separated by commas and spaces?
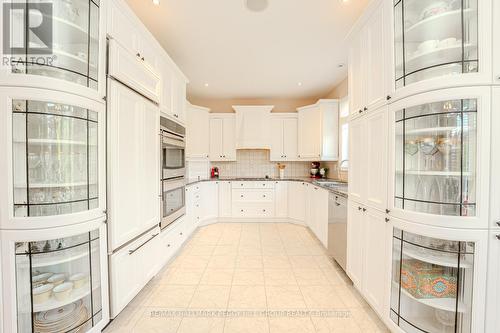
187, 96, 320, 113
323, 78, 348, 99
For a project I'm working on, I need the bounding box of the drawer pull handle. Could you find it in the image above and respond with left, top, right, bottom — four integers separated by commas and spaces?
128, 233, 159, 255
241, 195, 244, 198
263, 195, 266, 197
385, 218, 390, 223
496, 221, 500, 227
496, 235, 500, 241
386, 209, 390, 214
167, 244, 171, 247
362, 208, 367, 212
263, 209, 266, 212
358, 207, 362, 211
180, 232, 183, 236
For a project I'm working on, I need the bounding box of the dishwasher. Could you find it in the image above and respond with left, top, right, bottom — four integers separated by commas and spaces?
327, 192, 347, 271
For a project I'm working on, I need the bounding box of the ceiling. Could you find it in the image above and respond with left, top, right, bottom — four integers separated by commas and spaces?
125, 0, 370, 100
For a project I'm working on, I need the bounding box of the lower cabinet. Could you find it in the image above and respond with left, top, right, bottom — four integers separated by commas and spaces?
309, 185, 329, 248
201, 182, 219, 220
288, 182, 306, 222
347, 200, 389, 316
274, 181, 288, 218
218, 181, 232, 217
231, 182, 275, 218
486, 230, 500, 333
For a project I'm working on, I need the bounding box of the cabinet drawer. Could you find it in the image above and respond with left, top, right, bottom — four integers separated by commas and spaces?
231, 181, 275, 189
232, 189, 274, 202
232, 203, 275, 217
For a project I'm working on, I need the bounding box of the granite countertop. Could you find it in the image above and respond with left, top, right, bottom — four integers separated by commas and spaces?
186, 177, 348, 197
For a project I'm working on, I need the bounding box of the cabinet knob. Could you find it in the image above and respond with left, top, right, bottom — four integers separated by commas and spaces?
180, 232, 183, 236
386, 209, 390, 214
136, 52, 141, 57
363, 107, 368, 111
496, 221, 500, 227
263, 195, 266, 197
496, 235, 500, 240
358, 207, 362, 211
385, 218, 390, 223
167, 244, 171, 247
358, 109, 362, 114
241, 195, 244, 198
241, 209, 244, 212
362, 208, 366, 212
263, 209, 266, 212
386, 95, 392, 100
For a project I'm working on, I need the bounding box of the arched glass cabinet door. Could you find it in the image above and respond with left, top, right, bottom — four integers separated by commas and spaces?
389, 87, 490, 229
394, 0, 478, 88
2, 0, 102, 95
0, 88, 106, 229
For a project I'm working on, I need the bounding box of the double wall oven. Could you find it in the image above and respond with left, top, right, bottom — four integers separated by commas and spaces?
160, 116, 186, 230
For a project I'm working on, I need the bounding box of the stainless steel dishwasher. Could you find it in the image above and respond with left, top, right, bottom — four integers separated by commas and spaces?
327, 192, 347, 271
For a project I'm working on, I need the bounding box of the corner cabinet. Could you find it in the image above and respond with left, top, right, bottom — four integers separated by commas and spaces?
0, 88, 106, 230
388, 218, 488, 333
388, 87, 491, 229
391, 0, 493, 100
0, 0, 106, 101
209, 114, 236, 161
1, 218, 109, 333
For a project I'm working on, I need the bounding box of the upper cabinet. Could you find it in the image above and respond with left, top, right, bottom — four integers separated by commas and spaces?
297, 100, 339, 161
493, 0, 500, 84
270, 114, 298, 161
348, 0, 390, 117
0, 87, 106, 230
233, 105, 273, 149
392, 0, 492, 99
186, 104, 210, 159
388, 86, 491, 229
209, 114, 236, 161
0, 0, 106, 101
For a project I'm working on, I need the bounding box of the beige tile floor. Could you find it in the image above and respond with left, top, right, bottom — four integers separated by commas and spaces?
104, 223, 389, 333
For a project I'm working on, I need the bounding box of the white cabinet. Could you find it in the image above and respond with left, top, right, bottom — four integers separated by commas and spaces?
491, 88, 500, 229
309, 186, 329, 247
109, 226, 161, 318
108, 40, 161, 103
297, 100, 339, 161
346, 200, 364, 288
231, 182, 275, 218
159, 63, 188, 123
486, 230, 500, 333
172, 75, 187, 123
348, 0, 389, 116
201, 182, 218, 220
186, 104, 210, 159
274, 182, 288, 218
362, 208, 388, 315
107, 0, 139, 53
270, 115, 298, 161
233, 106, 273, 149
107, 80, 160, 251
348, 106, 388, 211
288, 182, 306, 222
495, 0, 500, 84
209, 114, 236, 161
218, 181, 232, 217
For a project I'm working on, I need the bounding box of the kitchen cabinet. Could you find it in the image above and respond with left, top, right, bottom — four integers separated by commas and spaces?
491, 88, 500, 229
186, 184, 202, 223
218, 181, 232, 217
388, 87, 491, 229
234, 106, 273, 149
274, 182, 288, 218
348, 0, 389, 117
288, 182, 306, 222
0, 87, 106, 229
201, 182, 219, 221
231, 182, 275, 218
108, 40, 161, 104
346, 200, 364, 288
309, 185, 329, 248
389, 218, 487, 333
209, 114, 236, 161
348, 106, 388, 212
270, 115, 298, 161
0, 0, 106, 100
107, 80, 160, 252
486, 230, 500, 333
495, 0, 500, 84
297, 100, 339, 161
186, 104, 210, 159
172, 75, 187, 123
391, 0, 491, 100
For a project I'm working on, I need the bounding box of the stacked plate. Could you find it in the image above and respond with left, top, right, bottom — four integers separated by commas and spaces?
34, 300, 88, 333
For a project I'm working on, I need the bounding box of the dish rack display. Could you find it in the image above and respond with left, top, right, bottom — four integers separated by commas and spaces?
14, 229, 102, 333
394, 98, 477, 217
12, 99, 99, 218
9, 0, 100, 90
394, 0, 478, 88
390, 228, 474, 333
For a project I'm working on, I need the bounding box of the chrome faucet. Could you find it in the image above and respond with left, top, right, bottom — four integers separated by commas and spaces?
337, 160, 349, 181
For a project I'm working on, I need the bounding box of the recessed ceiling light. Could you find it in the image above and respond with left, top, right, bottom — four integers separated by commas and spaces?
152, 0, 160, 5
245, 0, 269, 12
340, 0, 349, 3
204, 83, 209, 87
297, 82, 303, 86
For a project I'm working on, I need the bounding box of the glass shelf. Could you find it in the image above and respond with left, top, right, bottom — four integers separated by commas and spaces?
12, 99, 99, 218
394, 0, 478, 88
10, 0, 100, 90
394, 99, 477, 217
15, 229, 102, 333
391, 229, 474, 333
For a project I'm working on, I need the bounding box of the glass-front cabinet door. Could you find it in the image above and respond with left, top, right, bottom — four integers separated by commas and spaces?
390, 87, 490, 228
390, 226, 487, 333
1, 0, 103, 98
0, 88, 105, 229
0, 221, 108, 333
393, 0, 486, 92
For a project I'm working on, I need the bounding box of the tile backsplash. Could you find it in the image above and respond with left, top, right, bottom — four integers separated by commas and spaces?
210, 150, 311, 178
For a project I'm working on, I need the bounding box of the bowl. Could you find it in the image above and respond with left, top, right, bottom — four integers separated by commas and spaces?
33, 284, 54, 304
420, 1, 449, 20
53, 282, 73, 301
417, 40, 439, 53
47, 273, 66, 286
32, 272, 53, 285
69, 273, 87, 289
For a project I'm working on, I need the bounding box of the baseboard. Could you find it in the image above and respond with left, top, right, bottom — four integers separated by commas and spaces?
199, 217, 308, 226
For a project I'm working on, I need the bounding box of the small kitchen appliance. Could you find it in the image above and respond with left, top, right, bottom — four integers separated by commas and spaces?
211, 167, 219, 178
310, 162, 321, 178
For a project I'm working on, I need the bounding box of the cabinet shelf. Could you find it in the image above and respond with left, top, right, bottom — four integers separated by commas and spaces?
14, 182, 91, 189
30, 247, 97, 268
404, 9, 476, 42
396, 170, 472, 177
393, 282, 466, 313
51, 16, 98, 44
403, 127, 469, 136
400, 44, 476, 74
33, 283, 93, 313
401, 246, 473, 268
14, 139, 93, 146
